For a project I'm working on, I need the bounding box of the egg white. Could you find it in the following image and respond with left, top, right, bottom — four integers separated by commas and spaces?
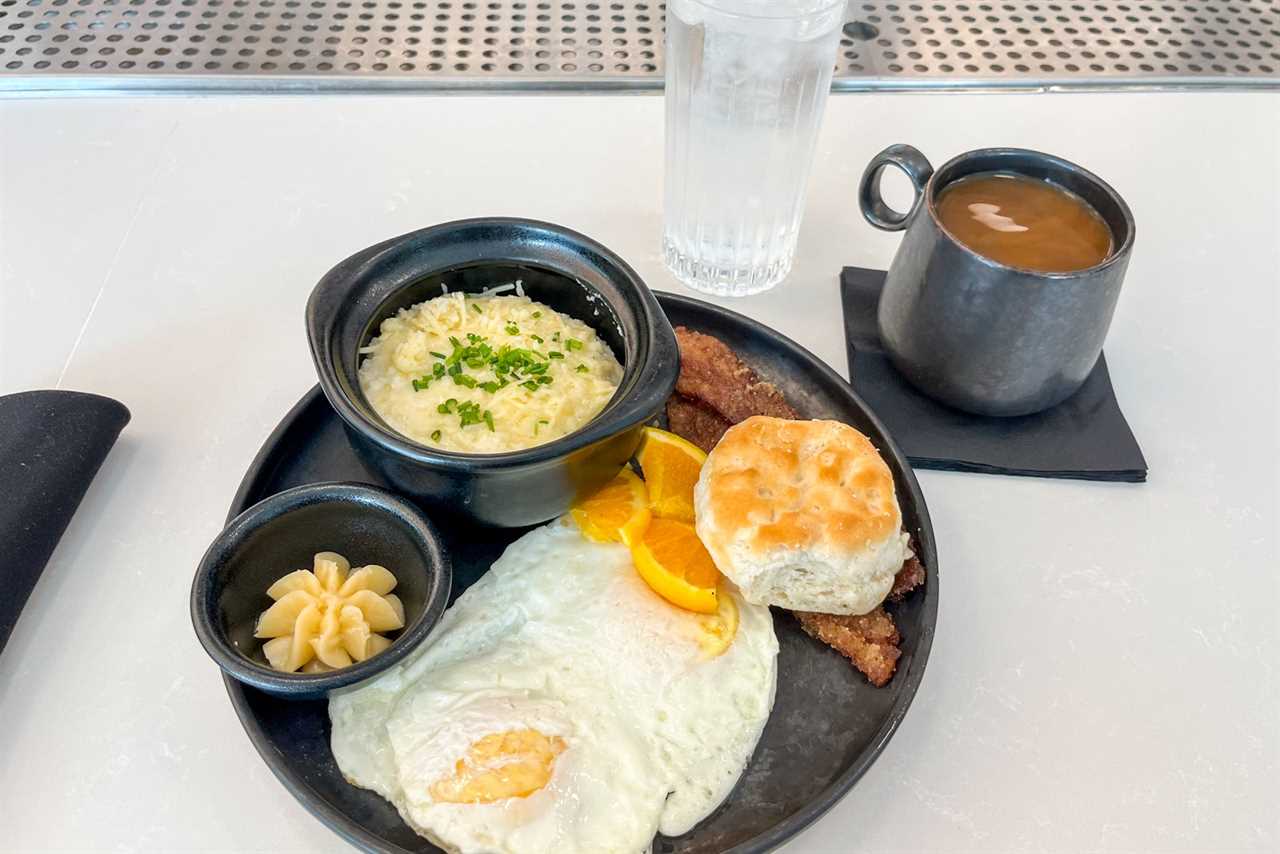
330, 520, 778, 854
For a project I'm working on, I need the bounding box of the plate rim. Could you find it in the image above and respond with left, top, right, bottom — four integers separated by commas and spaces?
220, 291, 939, 854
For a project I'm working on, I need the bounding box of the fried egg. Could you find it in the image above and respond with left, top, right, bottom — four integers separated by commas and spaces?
330, 520, 778, 854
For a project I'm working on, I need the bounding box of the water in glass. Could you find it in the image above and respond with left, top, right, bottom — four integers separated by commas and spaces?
663, 0, 845, 297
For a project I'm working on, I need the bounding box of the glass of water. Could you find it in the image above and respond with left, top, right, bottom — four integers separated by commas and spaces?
662, 0, 846, 297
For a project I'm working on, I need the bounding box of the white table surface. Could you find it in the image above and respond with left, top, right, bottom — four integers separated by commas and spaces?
0, 91, 1277, 853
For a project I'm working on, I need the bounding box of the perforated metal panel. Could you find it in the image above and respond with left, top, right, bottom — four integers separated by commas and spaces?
835, 2, 1280, 84
0, 0, 1276, 92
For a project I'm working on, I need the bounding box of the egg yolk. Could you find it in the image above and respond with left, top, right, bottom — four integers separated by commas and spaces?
430, 729, 567, 804
696, 591, 739, 659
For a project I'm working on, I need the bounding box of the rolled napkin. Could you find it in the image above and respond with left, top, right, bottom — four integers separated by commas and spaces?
0, 390, 130, 656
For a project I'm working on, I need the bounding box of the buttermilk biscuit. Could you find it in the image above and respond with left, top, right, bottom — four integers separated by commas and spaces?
694, 416, 911, 616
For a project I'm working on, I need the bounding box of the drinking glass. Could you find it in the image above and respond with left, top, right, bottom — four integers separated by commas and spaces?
662, 0, 846, 297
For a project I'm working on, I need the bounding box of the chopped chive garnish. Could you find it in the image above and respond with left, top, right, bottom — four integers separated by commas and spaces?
453, 401, 491, 430
565, 338, 583, 351
552, 332, 561, 341
472, 304, 483, 314
456, 400, 483, 427
417, 330, 579, 399
532, 311, 542, 319
576, 363, 589, 373
430, 429, 442, 442
437, 399, 457, 414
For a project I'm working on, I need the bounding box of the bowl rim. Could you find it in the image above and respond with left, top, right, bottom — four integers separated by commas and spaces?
306, 217, 678, 472
190, 481, 452, 697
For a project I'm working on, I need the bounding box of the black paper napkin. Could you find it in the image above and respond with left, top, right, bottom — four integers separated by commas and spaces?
841, 266, 1146, 482
0, 390, 130, 656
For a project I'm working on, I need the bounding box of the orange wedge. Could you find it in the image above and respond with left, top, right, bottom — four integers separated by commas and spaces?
636, 427, 707, 523
570, 467, 651, 544
629, 517, 720, 613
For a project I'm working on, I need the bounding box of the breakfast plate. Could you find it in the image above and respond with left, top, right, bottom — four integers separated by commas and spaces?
222, 292, 938, 853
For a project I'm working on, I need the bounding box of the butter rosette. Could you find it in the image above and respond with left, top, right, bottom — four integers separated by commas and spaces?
255, 551, 405, 673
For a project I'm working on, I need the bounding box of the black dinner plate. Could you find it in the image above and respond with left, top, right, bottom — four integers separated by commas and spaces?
222, 292, 939, 853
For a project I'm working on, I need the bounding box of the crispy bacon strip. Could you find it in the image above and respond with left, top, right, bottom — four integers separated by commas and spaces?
890, 555, 926, 602
793, 608, 902, 688
665, 394, 732, 455
673, 327, 798, 423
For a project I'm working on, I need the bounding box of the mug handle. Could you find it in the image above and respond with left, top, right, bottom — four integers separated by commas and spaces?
859, 144, 935, 231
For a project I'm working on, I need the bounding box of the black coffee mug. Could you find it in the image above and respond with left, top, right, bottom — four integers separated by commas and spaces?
859, 145, 1135, 417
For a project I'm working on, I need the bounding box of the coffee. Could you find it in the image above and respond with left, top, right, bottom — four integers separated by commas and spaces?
934, 172, 1113, 273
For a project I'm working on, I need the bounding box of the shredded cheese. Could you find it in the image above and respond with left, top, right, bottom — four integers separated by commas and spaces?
358, 293, 623, 453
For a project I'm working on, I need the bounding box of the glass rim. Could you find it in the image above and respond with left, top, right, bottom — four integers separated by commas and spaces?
672, 0, 848, 23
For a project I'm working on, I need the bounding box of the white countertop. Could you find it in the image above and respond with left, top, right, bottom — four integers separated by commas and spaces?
0, 91, 1276, 853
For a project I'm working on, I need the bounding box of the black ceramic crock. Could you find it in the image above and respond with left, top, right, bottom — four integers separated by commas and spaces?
191, 482, 451, 699
306, 218, 679, 527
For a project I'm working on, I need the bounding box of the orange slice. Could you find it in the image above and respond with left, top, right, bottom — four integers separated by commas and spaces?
570, 467, 651, 544
636, 427, 708, 523
629, 517, 720, 613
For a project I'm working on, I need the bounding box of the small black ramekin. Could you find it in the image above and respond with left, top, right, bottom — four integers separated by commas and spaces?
306, 218, 679, 527
190, 482, 451, 699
